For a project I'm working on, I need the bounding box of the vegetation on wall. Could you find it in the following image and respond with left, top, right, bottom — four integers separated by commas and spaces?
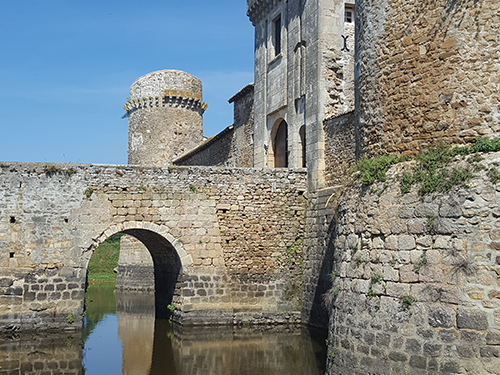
355, 138, 500, 196
87, 233, 122, 282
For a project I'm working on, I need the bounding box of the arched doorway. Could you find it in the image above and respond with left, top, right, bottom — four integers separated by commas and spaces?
274, 120, 288, 167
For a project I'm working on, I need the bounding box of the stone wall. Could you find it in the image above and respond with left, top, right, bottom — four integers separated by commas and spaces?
0, 162, 306, 330
302, 187, 337, 328
174, 84, 254, 168
355, 0, 500, 156
115, 235, 155, 292
325, 152, 500, 374
173, 126, 235, 167
230, 83, 255, 168
324, 111, 356, 187
323, 16, 355, 119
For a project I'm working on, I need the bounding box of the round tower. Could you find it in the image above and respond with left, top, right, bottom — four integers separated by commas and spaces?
125, 69, 207, 166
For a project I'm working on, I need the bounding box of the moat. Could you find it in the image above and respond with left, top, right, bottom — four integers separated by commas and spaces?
0, 283, 327, 374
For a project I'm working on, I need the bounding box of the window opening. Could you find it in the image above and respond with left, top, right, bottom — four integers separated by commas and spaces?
274, 15, 282, 56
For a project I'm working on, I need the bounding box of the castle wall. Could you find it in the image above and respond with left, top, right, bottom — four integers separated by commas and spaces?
324, 152, 500, 374
324, 111, 356, 187
230, 84, 255, 168
173, 126, 235, 167
0, 162, 306, 330
355, 0, 500, 156
173, 83, 254, 168
249, 0, 355, 190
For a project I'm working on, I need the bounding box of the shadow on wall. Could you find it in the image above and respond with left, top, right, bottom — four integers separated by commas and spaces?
120, 229, 182, 319
309, 215, 337, 327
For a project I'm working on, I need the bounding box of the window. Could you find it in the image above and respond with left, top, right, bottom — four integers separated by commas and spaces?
345, 5, 354, 23
273, 15, 281, 56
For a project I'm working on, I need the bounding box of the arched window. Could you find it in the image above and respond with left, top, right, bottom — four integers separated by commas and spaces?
274, 120, 288, 167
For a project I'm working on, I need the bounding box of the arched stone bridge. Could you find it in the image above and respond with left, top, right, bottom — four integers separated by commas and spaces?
0, 162, 307, 330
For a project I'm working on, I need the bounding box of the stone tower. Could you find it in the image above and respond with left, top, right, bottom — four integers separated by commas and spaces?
355, 0, 500, 156
125, 69, 207, 166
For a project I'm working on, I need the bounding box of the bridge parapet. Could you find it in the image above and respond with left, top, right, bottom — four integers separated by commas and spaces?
0, 162, 307, 330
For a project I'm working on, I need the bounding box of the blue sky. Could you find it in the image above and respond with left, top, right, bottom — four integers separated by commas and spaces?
0, 0, 254, 164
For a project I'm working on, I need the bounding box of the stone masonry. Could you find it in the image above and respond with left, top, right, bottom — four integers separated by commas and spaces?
325, 152, 500, 374
0, 162, 306, 330
126, 70, 207, 166
355, 0, 500, 157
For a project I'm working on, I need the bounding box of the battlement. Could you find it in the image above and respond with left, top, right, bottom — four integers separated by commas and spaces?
247, 0, 280, 25
124, 94, 207, 115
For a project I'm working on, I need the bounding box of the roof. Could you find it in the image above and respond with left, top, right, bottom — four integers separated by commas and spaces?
228, 83, 254, 103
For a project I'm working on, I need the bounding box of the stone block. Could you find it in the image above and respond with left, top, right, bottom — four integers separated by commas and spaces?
418, 266, 444, 283
386, 282, 410, 298
385, 235, 398, 250
434, 236, 451, 249
415, 204, 438, 218
423, 342, 442, 357
457, 309, 489, 330
409, 355, 427, 369
480, 347, 500, 358
486, 331, 500, 345
408, 219, 425, 234
428, 305, 455, 328
382, 265, 399, 281
405, 338, 422, 354
388, 351, 407, 362
399, 235, 416, 250
400, 265, 419, 283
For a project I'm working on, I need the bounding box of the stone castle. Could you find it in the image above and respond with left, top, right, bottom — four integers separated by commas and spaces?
0, 0, 499, 374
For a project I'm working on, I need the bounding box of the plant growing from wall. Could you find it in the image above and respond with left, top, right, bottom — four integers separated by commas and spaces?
401, 295, 415, 311
356, 155, 410, 185
84, 187, 96, 198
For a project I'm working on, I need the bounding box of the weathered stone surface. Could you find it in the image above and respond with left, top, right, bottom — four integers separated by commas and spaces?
428, 305, 455, 328
0, 163, 307, 330
457, 309, 489, 331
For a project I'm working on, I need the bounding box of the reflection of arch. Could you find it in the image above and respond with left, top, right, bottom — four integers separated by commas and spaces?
299, 125, 306, 168
91, 222, 190, 319
273, 120, 288, 167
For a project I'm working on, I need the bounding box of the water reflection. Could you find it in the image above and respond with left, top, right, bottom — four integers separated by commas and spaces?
86, 283, 327, 375
0, 330, 82, 375
0, 284, 327, 375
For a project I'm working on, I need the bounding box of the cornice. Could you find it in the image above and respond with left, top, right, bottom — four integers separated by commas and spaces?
124, 94, 207, 115
247, 0, 281, 25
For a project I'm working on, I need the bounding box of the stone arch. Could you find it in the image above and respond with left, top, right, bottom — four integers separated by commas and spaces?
93, 221, 192, 269
89, 222, 191, 319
